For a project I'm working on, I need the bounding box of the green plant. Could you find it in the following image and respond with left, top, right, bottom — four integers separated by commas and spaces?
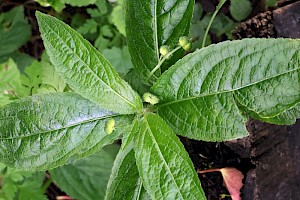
0, 6, 33, 68
0, 163, 46, 200
0, 0, 299, 199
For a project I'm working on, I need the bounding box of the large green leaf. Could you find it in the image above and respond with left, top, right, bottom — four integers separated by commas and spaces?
152, 38, 300, 141
238, 101, 300, 125
134, 113, 205, 200
50, 145, 119, 200
36, 12, 142, 115
105, 144, 150, 200
0, 92, 133, 170
125, 0, 194, 83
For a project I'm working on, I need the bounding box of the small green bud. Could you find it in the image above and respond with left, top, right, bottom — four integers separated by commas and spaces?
105, 118, 115, 134
159, 45, 169, 56
143, 92, 159, 105
179, 36, 189, 47
182, 42, 192, 51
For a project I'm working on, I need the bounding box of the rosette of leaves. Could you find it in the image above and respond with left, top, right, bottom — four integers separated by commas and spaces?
0, 0, 299, 199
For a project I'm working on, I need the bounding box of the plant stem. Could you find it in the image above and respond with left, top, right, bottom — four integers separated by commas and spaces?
201, 0, 227, 48
148, 45, 182, 80
41, 176, 53, 192
197, 168, 221, 174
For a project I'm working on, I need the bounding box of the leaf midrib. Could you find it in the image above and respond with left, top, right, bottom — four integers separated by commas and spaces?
158, 67, 300, 107
41, 17, 137, 111
0, 113, 122, 140
153, 0, 160, 65
144, 116, 184, 200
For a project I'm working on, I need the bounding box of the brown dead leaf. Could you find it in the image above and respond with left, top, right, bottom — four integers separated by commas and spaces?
220, 167, 244, 200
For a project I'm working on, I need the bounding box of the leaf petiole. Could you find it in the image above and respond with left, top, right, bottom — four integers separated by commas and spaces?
148, 45, 181, 81
202, 0, 227, 48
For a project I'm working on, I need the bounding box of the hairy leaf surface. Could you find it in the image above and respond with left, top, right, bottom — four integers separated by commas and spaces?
152, 38, 300, 141
134, 113, 205, 199
50, 145, 119, 200
36, 12, 142, 114
0, 92, 133, 170
105, 144, 150, 200
125, 0, 194, 83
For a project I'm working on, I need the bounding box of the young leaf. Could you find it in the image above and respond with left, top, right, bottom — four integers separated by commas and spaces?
105, 144, 150, 200
125, 0, 194, 83
152, 38, 300, 141
36, 12, 142, 114
0, 92, 133, 170
50, 145, 119, 200
134, 113, 205, 199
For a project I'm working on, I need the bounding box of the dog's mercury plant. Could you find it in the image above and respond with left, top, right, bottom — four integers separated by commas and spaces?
0, 0, 299, 199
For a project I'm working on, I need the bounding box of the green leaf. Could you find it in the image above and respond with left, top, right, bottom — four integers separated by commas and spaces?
35, 0, 65, 12
16, 172, 47, 200
125, 0, 194, 83
105, 144, 150, 200
76, 19, 98, 35
124, 69, 150, 96
61, 0, 96, 7
111, 0, 126, 36
0, 6, 31, 57
267, 0, 278, 7
0, 59, 23, 106
50, 145, 119, 200
38, 53, 66, 93
152, 38, 300, 141
230, 0, 252, 21
134, 113, 205, 199
238, 100, 300, 125
36, 12, 142, 114
0, 51, 34, 72
0, 163, 46, 200
102, 46, 133, 76
121, 118, 138, 150
0, 92, 133, 170
20, 60, 43, 96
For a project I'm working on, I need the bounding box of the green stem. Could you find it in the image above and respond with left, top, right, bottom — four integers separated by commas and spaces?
42, 176, 53, 192
201, 0, 227, 48
148, 45, 182, 80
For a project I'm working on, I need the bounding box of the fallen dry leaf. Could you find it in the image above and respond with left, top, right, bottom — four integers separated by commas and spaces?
198, 167, 244, 200
220, 168, 244, 200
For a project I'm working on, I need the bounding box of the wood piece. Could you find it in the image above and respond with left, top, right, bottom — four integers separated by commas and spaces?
228, 2, 300, 199
272, 1, 300, 38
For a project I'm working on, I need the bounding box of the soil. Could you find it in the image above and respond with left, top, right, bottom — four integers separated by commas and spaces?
1, 0, 299, 199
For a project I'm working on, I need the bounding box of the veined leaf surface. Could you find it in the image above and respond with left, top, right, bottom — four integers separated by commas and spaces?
134, 113, 205, 200
50, 145, 119, 200
36, 12, 142, 114
152, 38, 300, 141
125, 0, 194, 83
0, 92, 133, 170
105, 144, 150, 200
